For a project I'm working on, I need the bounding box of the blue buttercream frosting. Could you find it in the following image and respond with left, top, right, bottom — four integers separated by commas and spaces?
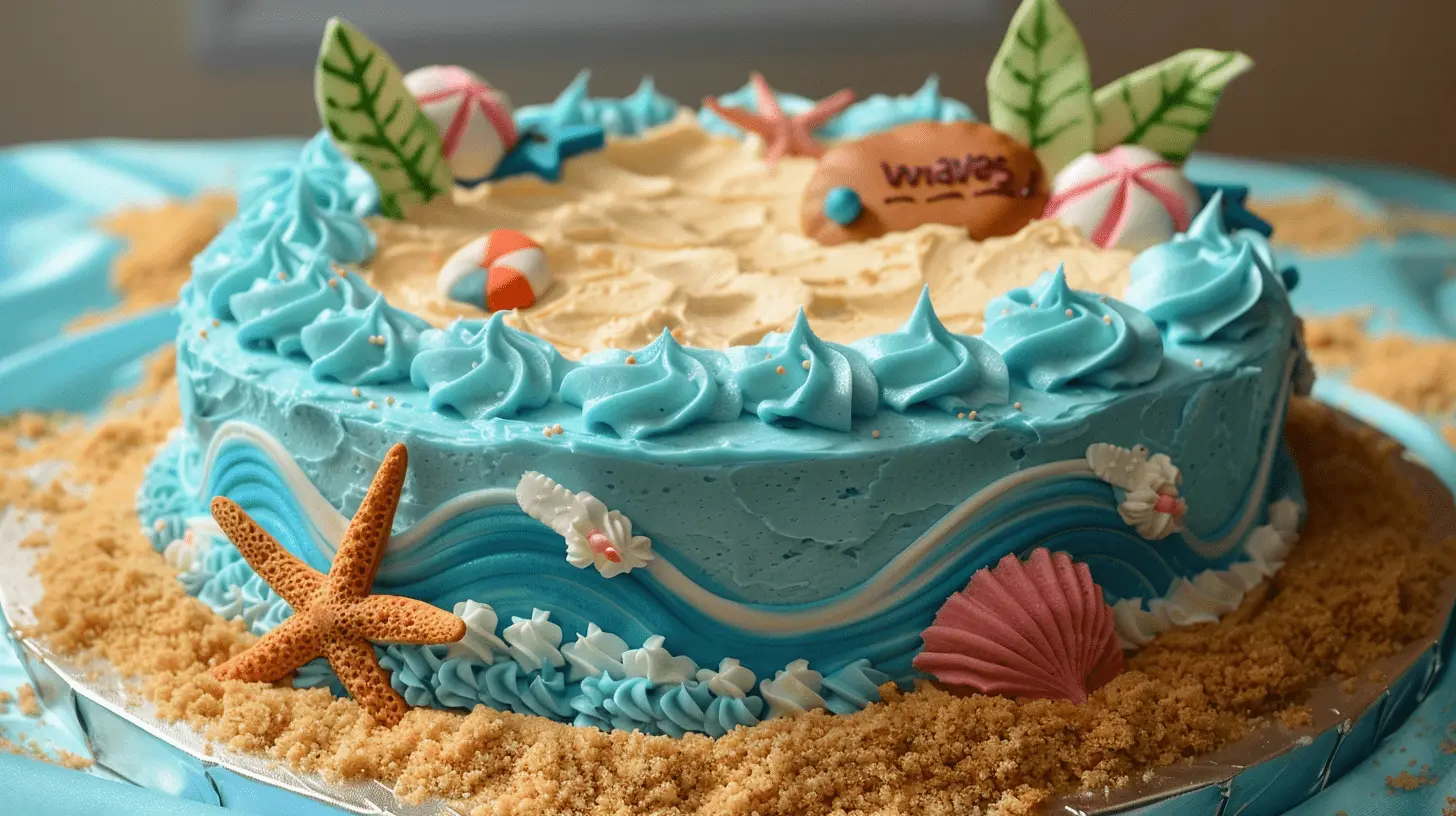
560, 329, 743, 439
515, 70, 680, 137
853, 287, 1009, 413
136, 436, 190, 550
298, 294, 428, 386
1124, 192, 1274, 344
821, 659, 891, 715
729, 311, 879, 432
193, 149, 374, 321
484, 661, 576, 719
230, 255, 377, 358
410, 313, 573, 420
984, 265, 1164, 392
240, 132, 378, 219
699, 75, 975, 140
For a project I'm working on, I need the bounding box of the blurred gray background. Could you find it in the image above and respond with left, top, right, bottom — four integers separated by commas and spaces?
1, 0, 1453, 175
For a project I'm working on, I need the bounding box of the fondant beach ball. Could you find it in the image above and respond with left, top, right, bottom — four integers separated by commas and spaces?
403, 65, 518, 183
437, 230, 552, 311
1043, 145, 1201, 251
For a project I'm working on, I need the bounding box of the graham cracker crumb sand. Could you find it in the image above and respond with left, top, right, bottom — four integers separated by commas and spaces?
0, 689, 12, 714
1386, 767, 1437, 791
15, 685, 40, 718
1252, 190, 1456, 254
67, 194, 233, 332
8, 371, 1452, 815
1278, 706, 1313, 729
0, 734, 93, 770
1304, 313, 1456, 416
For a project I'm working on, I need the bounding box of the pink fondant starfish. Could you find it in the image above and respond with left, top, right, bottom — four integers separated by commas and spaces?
703, 73, 855, 165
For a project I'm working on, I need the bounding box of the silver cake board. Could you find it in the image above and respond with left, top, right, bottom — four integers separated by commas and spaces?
1, 420, 1453, 816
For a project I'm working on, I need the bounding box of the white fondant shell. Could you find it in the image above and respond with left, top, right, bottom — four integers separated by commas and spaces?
1045, 145, 1201, 250
516, 471, 654, 578
1087, 443, 1184, 540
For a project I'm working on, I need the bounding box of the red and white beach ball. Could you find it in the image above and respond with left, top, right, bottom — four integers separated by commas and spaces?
403, 65, 518, 183
437, 230, 552, 312
1043, 145, 1202, 251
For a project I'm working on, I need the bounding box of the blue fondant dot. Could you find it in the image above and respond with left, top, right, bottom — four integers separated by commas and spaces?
824, 186, 863, 226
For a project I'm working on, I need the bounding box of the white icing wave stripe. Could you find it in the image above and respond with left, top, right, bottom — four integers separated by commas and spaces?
196, 351, 1293, 639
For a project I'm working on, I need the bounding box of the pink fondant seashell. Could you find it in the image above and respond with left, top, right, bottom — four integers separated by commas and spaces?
1044, 145, 1201, 251
912, 548, 1123, 703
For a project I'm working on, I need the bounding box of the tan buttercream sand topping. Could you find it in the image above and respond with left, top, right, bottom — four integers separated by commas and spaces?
8, 353, 1453, 815
363, 116, 1134, 358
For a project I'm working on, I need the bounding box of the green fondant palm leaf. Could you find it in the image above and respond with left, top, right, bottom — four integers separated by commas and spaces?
986, 0, 1095, 175
315, 18, 453, 219
1093, 49, 1253, 163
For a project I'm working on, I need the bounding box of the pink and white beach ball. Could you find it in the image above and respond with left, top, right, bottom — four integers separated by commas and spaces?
1043, 145, 1202, 251
437, 230, 552, 312
403, 65, 518, 183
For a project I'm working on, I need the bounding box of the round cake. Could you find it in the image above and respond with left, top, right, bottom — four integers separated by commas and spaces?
126, 7, 1316, 738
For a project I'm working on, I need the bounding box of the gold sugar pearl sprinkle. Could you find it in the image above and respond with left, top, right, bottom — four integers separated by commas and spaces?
554, 424, 564, 434
199, 329, 208, 339
1014, 402, 1023, 411
1195, 358, 1205, 368
543, 428, 554, 438
368, 401, 377, 410
386, 396, 395, 406
1065, 309, 1074, 318
153, 519, 167, 532
776, 365, 786, 375
968, 410, 979, 420
352, 388, 361, 397
871, 429, 881, 439
328, 278, 339, 289
1103, 315, 1113, 325
957, 412, 966, 419
801, 360, 812, 370
625, 355, 637, 365
211, 319, 220, 327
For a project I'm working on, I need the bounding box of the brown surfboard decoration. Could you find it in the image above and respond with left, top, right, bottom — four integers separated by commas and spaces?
802, 121, 1050, 246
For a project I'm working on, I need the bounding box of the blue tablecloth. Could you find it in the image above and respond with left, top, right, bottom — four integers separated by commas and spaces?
1, 140, 1453, 814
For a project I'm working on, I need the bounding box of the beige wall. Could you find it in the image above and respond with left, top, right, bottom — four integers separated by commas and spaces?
2, 0, 1453, 175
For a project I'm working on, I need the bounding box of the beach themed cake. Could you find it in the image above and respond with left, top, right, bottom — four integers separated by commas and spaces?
128, 0, 1318, 737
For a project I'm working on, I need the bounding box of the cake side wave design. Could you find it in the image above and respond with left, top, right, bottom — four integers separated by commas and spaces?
144, 407, 1297, 682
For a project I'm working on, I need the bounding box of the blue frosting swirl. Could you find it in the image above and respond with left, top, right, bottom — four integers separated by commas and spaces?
729, 311, 879, 432
699, 75, 974, 140
229, 254, 378, 358
298, 294, 428, 386
239, 132, 378, 219
702, 695, 765, 738
136, 436, 190, 550
571, 673, 661, 733
193, 160, 374, 321
559, 329, 743, 439
410, 314, 573, 420
983, 266, 1164, 392
852, 287, 1009, 413
821, 659, 891, 715
483, 662, 575, 720
380, 644, 444, 709
515, 71, 680, 137
1124, 192, 1273, 344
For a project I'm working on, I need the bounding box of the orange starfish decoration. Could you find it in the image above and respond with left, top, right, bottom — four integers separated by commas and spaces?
702, 72, 855, 165
209, 443, 465, 727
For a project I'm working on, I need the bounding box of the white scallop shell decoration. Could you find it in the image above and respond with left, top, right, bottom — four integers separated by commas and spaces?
1044, 145, 1202, 251
1086, 442, 1186, 540
402, 65, 517, 183
515, 471, 654, 578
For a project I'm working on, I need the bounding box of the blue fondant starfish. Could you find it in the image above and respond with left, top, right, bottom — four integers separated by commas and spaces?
484, 123, 606, 184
